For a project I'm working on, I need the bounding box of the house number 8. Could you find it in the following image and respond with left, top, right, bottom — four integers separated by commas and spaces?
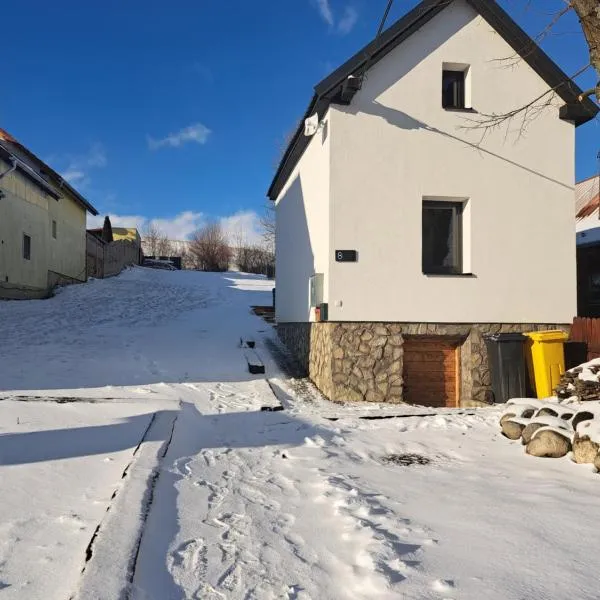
335, 250, 357, 262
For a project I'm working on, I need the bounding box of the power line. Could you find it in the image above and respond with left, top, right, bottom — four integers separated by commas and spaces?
361, 0, 395, 85
377, 0, 395, 38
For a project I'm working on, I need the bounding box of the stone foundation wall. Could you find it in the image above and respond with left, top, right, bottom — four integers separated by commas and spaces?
278, 321, 569, 407
276, 322, 312, 375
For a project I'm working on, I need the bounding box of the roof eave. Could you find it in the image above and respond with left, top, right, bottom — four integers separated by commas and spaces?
267, 94, 320, 201
0, 145, 61, 199
0, 137, 99, 215
58, 179, 99, 215
314, 0, 446, 98
559, 102, 599, 126
267, 0, 598, 199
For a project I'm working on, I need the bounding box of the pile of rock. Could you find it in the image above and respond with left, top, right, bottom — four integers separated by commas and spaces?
555, 359, 600, 401
500, 398, 600, 468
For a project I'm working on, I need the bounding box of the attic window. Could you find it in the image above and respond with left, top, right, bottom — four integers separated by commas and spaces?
442, 63, 471, 110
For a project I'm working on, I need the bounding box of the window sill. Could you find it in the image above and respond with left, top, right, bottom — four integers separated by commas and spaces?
443, 107, 477, 113
423, 272, 476, 278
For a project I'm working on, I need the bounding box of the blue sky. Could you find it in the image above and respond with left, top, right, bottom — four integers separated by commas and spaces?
1, 0, 597, 240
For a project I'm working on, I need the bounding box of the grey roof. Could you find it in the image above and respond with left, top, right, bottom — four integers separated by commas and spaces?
0, 129, 98, 215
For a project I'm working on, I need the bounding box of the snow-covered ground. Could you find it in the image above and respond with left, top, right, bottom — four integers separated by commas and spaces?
1, 268, 600, 599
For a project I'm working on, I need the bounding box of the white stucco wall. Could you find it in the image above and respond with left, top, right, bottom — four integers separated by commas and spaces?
0, 160, 87, 294
327, 0, 576, 324
275, 113, 331, 322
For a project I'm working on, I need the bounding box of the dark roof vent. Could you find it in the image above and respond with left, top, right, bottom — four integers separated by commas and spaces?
337, 76, 363, 105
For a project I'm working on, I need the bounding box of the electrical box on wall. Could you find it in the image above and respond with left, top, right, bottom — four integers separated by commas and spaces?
309, 273, 324, 308
315, 303, 328, 322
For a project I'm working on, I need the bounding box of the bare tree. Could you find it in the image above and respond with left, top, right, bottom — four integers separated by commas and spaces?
230, 223, 247, 269
572, 0, 600, 102
142, 222, 172, 258
178, 243, 191, 270
142, 223, 161, 257
260, 201, 276, 254
236, 245, 275, 278
189, 222, 232, 272
465, 1, 599, 134
156, 235, 173, 258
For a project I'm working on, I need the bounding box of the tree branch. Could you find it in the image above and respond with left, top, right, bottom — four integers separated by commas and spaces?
579, 84, 599, 101
462, 63, 593, 136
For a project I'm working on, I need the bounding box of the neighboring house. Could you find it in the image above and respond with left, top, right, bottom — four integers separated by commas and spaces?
268, 0, 598, 407
0, 128, 98, 299
575, 174, 600, 240
86, 221, 142, 279
574, 175, 600, 317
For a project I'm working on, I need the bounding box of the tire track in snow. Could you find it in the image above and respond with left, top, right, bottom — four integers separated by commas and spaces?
69, 411, 159, 599
123, 409, 179, 600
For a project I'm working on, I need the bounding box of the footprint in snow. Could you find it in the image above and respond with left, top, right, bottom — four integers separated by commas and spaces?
287, 584, 311, 600
169, 538, 208, 577
432, 579, 456, 595
217, 563, 242, 592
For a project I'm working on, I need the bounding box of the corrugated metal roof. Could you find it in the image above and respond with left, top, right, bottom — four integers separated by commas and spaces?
0, 128, 98, 215
575, 175, 600, 233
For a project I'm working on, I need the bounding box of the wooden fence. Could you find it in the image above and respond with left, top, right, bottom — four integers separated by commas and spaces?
570, 317, 600, 360
86, 233, 142, 280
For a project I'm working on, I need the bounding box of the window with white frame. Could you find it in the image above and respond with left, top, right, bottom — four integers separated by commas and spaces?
442, 63, 471, 110
422, 200, 464, 275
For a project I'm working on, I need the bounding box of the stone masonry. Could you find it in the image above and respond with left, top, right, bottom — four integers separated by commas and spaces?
277, 322, 569, 407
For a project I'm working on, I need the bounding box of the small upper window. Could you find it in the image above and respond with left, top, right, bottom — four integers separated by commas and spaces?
422, 201, 463, 275
442, 70, 466, 109
52, 220, 57, 239
23, 234, 31, 261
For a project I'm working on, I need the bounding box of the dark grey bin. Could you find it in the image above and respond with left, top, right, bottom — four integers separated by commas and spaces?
484, 333, 529, 404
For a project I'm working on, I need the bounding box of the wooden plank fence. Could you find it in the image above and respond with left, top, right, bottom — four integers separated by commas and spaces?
570, 317, 600, 359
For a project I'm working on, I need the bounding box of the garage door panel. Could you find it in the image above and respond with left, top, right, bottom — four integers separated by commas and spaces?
403, 338, 458, 408
403, 350, 455, 363
406, 385, 456, 395
407, 392, 453, 406
402, 360, 457, 373
405, 371, 455, 383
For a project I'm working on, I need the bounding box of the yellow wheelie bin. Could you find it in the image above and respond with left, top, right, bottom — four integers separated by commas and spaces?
524, 330, 568, 398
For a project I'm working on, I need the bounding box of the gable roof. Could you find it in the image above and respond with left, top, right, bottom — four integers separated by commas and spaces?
267, 0, 599, 201
0, 128, 98, 215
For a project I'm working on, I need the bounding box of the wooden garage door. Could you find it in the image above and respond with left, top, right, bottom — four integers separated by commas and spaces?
403, 337, 459, 407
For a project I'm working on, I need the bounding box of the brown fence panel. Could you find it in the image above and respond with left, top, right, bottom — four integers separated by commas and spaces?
86, 233, 141, 280
570, 317, 600, 360
86, 232, 105, 279
104, 240, 141, 277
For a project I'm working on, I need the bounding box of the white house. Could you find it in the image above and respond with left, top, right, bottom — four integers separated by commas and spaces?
268, 0, 598, 407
